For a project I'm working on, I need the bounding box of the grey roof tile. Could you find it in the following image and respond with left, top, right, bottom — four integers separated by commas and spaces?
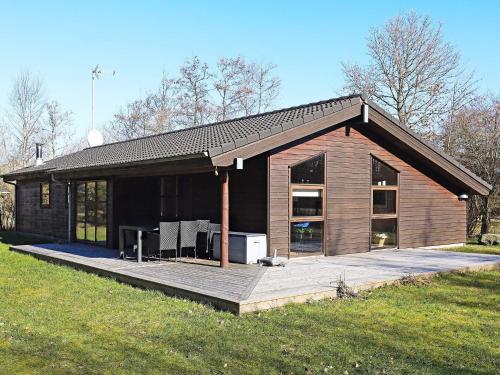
270, 125, 282, 134
3, 95, 360, 177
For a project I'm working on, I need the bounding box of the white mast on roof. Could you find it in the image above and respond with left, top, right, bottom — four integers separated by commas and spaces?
89, 64, 115, 147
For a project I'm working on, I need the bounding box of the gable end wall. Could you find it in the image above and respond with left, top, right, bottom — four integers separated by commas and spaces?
268, 123, 466, 256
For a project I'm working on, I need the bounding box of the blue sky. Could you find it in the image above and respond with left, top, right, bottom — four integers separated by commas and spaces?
1, 1, 499, 138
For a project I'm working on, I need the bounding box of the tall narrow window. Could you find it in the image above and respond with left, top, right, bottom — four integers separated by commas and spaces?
289, 154, 325, 255
371, 157, 398, 249
40, 182, 50, 208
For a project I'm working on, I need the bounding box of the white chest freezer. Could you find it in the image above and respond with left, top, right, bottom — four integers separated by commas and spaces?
212, 231, 267, 264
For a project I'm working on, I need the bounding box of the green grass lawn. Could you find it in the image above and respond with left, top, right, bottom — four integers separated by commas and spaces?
445, 243, 500, 256
0, 232, 499, 374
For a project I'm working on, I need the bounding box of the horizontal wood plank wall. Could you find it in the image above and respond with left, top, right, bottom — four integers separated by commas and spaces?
268, 123, 466, 256
16, 180, 69, 239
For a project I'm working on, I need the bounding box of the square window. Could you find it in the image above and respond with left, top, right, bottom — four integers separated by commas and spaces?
373, 190, 397, 215
371, 218, 397, 249
290, 221, 323, 253
292, 188, 323, 217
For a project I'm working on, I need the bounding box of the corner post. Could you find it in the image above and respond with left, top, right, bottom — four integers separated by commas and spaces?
220, 170, 229, 268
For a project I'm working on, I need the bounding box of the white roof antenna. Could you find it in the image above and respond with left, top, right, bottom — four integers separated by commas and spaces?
89, 64, 116, 147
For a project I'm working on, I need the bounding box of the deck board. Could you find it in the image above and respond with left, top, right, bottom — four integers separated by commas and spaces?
9, 243, 500, 314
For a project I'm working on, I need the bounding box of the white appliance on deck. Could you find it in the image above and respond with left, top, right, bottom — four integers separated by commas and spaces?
212, 232, 267, 264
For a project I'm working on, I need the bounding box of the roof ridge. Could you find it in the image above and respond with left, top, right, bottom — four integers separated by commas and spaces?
84, 94, 361, 151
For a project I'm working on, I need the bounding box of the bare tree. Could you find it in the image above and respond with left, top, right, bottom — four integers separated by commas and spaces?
441, 94, 499, 235
0, 123, 8, 164
107, 99, 151, 141
342, 12, 476, 137
0, 163, 15, 230
105, 57, 282, 140
213, 57, 248, 121
6, 71, 45, 167
44, 101, 73, 159
249, 62, 281, 114
177, 56, 213, 127
107, 74, 179, 141
148, 74, 180, 132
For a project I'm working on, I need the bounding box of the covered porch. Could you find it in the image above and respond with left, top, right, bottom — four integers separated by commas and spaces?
69, 154, 268, 267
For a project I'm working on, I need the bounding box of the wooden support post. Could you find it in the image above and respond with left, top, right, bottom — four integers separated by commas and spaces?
220, 170, 229, 268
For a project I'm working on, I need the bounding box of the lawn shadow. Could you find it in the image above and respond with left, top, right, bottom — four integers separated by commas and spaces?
0, 231, 51, 246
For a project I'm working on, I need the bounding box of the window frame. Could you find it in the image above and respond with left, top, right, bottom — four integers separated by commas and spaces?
371, 156, 399, 187
288, 153, 327, 256
370, 155, 400, 250
371, 186, 398, 218
39, 182, 51, 209
289, 184, 325, 222
75, 180, 107, 246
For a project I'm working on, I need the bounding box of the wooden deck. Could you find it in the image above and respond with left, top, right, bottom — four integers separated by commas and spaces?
10, 243, 500, 314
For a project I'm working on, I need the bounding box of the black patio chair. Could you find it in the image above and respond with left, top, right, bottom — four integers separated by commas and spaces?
155, 221, 180, 261
208, 223, 221, 259
122, 229, 138, 260
142, 229, 159, 260
196, 220, 210, 258
179, 220, 199, 259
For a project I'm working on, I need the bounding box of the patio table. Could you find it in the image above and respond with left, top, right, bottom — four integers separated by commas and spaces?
118, 225, 158, 263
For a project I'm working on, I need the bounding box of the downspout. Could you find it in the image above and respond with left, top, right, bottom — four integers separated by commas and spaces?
51, 174, 72, 242
4, 180, 17, 231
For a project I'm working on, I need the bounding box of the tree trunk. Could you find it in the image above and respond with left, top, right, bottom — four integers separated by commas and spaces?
480, 196, 490, 235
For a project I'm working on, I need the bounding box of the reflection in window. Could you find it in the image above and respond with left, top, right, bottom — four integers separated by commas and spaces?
371, 157, 398, 250
372, 158, 398, 186
76, 180, 107, 246
291, 154, 325, 184
371, 218, 397, 249
373, 190, 397, 215
40, 182, 50, 208
292, 189, 323, 217
290, 221, 323, 253
290, 154, 325, 255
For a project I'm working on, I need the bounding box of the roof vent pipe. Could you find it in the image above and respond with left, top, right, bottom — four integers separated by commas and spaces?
362, 103, 369, 123
35, 143, 44, 166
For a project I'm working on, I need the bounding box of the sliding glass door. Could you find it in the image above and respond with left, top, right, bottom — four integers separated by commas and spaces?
76, 180, 107, 246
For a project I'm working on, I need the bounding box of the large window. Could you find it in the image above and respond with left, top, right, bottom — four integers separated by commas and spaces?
40, 182, 50, 208
76, 180, 107, 246
289, 154, 325, 255
371, 157, 398, 249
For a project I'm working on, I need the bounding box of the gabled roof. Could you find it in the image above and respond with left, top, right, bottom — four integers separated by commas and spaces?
2, 94, 491, 195
3, 95, 359, 178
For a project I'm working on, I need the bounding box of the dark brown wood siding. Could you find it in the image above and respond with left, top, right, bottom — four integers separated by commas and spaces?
16, 179, 69, 239
269, 122, 466, 256
229, 154, 267, 234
